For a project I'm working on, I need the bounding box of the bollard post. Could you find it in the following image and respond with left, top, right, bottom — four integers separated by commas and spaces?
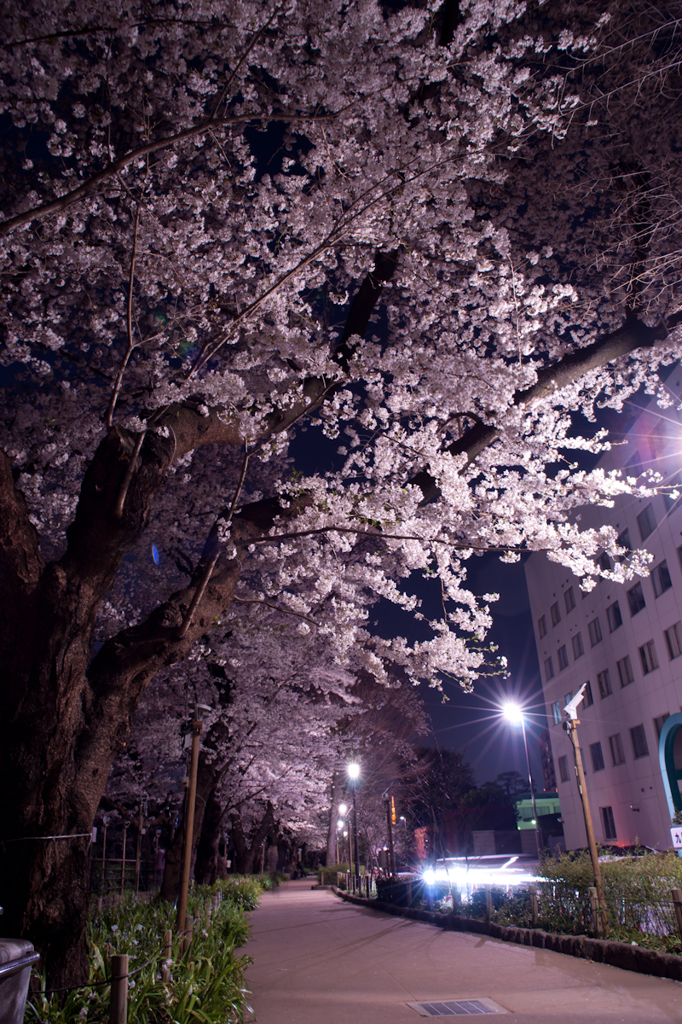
109, 953, 128, 1024
529, 885, 539, 927
161, 928, 172, 982
181, 915, 194, 956
672, 888, 682, 940
485, 886, 493, 922
588, 887, 602, 936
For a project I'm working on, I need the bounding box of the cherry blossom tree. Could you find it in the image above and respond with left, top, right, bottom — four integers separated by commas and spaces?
0, 0, 680, 987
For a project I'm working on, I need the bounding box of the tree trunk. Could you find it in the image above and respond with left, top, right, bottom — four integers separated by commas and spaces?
325, 774, 343, 866
194, 789, 225, 885
229, 805, 275, 874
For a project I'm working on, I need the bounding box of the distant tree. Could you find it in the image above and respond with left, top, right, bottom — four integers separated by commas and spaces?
495, 771, 527, 800
410, 747, 476, 858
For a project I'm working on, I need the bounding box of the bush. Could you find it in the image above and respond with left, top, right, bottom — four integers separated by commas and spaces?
317, 863, 349, 886
466, 852, 682, 951
26, 878, 262, 1024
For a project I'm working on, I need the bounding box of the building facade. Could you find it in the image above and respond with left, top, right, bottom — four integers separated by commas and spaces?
525, 381, 682, 851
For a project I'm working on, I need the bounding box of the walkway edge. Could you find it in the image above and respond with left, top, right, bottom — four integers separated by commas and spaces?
334, 889, 682, 983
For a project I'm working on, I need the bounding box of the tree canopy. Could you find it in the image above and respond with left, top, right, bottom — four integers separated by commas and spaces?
0, 0, 680, 986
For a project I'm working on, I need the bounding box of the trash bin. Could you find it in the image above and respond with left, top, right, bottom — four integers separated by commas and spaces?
0, 939, 40, 1024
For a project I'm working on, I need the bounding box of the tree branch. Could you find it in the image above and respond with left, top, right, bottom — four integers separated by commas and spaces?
410, 311, 682, 502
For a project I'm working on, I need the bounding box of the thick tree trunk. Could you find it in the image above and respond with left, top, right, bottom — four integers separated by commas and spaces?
194, 789, 226, 885
229, 805, 275, 874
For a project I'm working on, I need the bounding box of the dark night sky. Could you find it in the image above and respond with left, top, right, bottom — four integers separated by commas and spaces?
421, 552, 545, 788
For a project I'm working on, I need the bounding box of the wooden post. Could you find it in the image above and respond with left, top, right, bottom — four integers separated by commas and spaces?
485, 886, 493, 922
671, 888, 682, 940
588, 886, 602, 936
102, 821, 108, 894
529, 884, 539, 927
177, 714, 203, 934
109, 953, 128, 1024
161, 929, 172, 982
181, 915, 194, 956
120, 823, 128, 897
134, 804, 144, 894
205, 897, 212, 928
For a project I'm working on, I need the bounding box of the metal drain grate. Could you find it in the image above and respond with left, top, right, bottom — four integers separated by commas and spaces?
408, 999, 506, 1017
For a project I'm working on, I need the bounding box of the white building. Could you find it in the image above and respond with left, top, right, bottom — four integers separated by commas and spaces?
525, 379, 682, 851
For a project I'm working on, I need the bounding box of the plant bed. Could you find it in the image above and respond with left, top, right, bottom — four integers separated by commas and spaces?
334, 888, 682, 984
27, 877, 262, 1024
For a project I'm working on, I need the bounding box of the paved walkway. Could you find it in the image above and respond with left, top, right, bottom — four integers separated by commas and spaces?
241, 879, 682, 1023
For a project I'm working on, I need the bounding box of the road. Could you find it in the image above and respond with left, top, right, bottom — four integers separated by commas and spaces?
241, 878, 682, 1023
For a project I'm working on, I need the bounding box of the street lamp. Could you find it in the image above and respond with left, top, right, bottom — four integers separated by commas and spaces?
348, 761, 361, 890
563, 685, 608, 932
502, 703, 541, 860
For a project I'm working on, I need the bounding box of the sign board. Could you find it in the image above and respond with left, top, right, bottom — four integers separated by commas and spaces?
670, 826, 682, 849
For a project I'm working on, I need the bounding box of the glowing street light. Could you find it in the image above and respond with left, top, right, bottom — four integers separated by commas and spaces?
502, 702, 541, 860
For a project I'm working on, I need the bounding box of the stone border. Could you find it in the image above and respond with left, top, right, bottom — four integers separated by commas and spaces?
334, 889, 682, 982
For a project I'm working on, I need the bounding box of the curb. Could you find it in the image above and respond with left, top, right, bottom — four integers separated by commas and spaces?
334, 889, 682, 983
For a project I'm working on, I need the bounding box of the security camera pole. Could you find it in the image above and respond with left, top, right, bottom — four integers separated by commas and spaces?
564, 685, 608, 933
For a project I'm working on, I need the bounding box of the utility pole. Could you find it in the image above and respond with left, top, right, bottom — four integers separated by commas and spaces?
177, 704, 209, 933
384, 790, 396, 875
564, 687, 608, 933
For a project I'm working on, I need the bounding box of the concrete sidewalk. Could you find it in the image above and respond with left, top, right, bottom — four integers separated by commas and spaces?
241, 878, 682, 1023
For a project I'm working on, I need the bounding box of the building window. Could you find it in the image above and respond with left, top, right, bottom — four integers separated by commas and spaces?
558, 755, 570, 783
654, 713, 670, 740
572, 633, 584, 660
582, 680, 594, 708
652, 560, 672, 598
627, 582, 646, 616
588, 617, 602, 647
590, 742, 605, 772
597, 669, 612, 699
552, 701, 561, 725
678, 545, 682, 575
550, 601, 561, 626
607, 601, 623, 633
617, 655, 634, 688
537, 614, 547, 639
637, 504, 656, 542
666, 622, 682, 660
558, 645, 569, 671
564, 692, 573, 708
545, 656, 555, 681
609, 733, 625, 766
639, 640, 659, 675
630, 724, 649, 759
601, 806, 617, 841
664, 491, 677, 514
564, 586, 576, 613
617, 528, 631, 553
598, 551, 614, 571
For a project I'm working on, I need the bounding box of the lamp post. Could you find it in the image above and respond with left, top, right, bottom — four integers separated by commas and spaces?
177, 703, 210, 933
502, 703, 541, 860
563, 685, 608, 932
348, 761, 361, 890
338, 802, 348, 868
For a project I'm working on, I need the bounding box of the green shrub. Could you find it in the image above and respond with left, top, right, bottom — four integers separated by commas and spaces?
470, 852, 682, 951
26, 878, 261, 1024
317, 863, 350, 886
